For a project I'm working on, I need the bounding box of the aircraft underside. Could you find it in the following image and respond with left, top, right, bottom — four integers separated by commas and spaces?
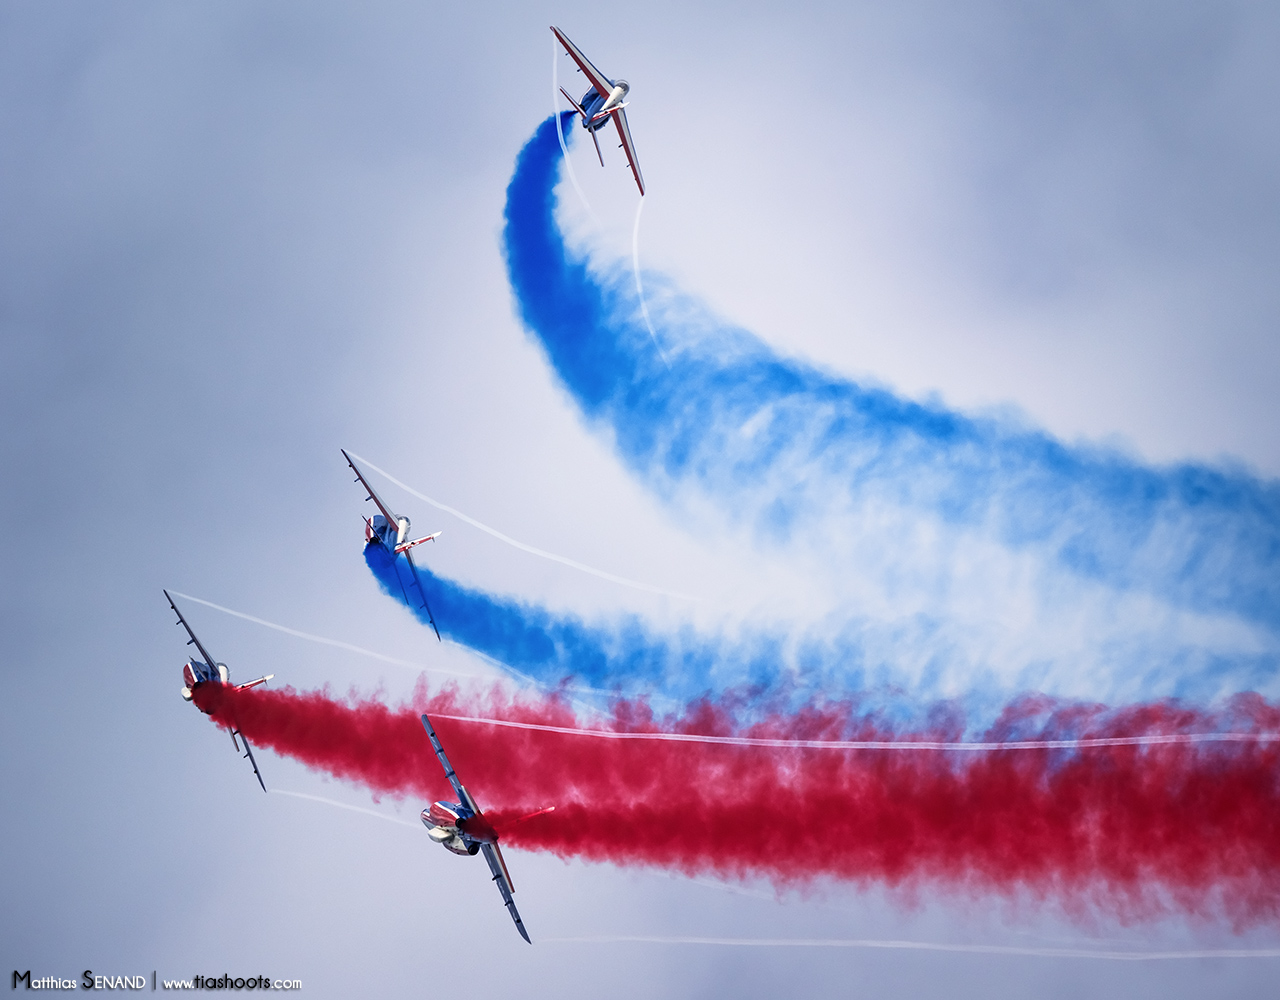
423, 800, 482, 855
580, 93, 610, 129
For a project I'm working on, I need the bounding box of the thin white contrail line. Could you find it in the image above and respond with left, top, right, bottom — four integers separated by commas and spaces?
168, 591, 661, 702
344, 451, 698, 602
540, 935, 1280, 960
432, 713, 1280, 752
166, 591, 484, 680
553, 35, 597, 220
553, 37, 664, 369
632, 196, 670, 368
457, 645, 680, 710
269, 789, 420, 829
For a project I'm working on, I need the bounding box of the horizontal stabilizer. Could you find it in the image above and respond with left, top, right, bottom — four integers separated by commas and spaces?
590, 103, 627, 122
559, 86, 586, 119
395, 531, 441, 554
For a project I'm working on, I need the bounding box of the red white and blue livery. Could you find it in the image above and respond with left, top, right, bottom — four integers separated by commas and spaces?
553, 25, 645, 195
166, 590, 273, 791
343, 449, 442, 640
420, 714, 532, 943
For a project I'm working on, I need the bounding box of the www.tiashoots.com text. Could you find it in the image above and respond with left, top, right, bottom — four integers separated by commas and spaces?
12, 970, 301, 990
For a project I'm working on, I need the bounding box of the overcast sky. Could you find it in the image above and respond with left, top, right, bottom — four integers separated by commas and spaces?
3, 3, 1279, 997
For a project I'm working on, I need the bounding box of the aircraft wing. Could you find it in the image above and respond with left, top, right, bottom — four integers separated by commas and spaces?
420, 715, 531, 942
234, 730, 268, 792
421, 714, 467, 804
482, 842, 531, 943
165, 590, 220, 675
612, 108, 645, 196
551, 26, 614, 100
404, 548, 441, 641
342, 449, 400, 528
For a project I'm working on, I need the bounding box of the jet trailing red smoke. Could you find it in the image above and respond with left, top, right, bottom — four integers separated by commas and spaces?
192, 681, 1280, 926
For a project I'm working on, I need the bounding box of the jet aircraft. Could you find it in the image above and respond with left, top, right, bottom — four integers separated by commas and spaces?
552, 25, 645, 195
342, 449, 442, 640
420, 714, 531, 943
165, 590, 274, 792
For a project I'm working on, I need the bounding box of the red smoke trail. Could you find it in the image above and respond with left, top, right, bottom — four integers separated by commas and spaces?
193, 682, 1280, 926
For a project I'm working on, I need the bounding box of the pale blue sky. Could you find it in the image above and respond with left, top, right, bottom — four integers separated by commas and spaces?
3, 3, 1278, 997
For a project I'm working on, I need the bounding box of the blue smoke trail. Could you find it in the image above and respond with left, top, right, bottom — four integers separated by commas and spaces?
504, 114, 1280, 637
366, 541, 1001, 725
367, 540, 779, 701
364, 541, 1277, 727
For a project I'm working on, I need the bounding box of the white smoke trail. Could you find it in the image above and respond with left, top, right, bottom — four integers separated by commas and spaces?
552, 35, 597, 220
552, 35, 664, 367
432, 712, 1280, 752
343, 451, 698, 601
166, 591, 676, 708
269, 788, 420, 829
632, 195, 670, 368
540, 935, 1280, 960
165, 590, 484, 680
167, 591, 1277, 749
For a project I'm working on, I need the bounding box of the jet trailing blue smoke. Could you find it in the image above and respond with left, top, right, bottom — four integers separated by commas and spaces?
363, 541, 1023, 729
367, 540, 783, 701
361, 116, 1279, 714
503, 114, 1280, 639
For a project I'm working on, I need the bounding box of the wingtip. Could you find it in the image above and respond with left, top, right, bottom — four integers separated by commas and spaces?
513, 912, 532, 944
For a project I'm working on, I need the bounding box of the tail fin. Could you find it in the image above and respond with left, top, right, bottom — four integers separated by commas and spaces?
559, 86, 587, 119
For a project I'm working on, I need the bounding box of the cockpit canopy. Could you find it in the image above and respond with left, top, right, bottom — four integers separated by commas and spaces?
183, 659, 228, 687
428, 800, 466, 828
185, 659, 213, 686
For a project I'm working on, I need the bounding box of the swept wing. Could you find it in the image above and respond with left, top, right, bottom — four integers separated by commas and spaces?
344, 450, 440, 638
422, 714, 531, 942
232, 730, 268, 793
551, 26, 614, 100
612, 108, 645, 195
166, 590, 268, 792
342, 449, 401, 528
403, 548, 441, 640
422, 713, 467, 803
482, 842, 531, 943
165, 589, 220, 676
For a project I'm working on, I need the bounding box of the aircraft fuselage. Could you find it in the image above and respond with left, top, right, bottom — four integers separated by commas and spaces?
181, 659, 272, 708
579, 81, 629, 131
367, 512, 411, 549
181, 658, 229, 710
422, 799, 499, 857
